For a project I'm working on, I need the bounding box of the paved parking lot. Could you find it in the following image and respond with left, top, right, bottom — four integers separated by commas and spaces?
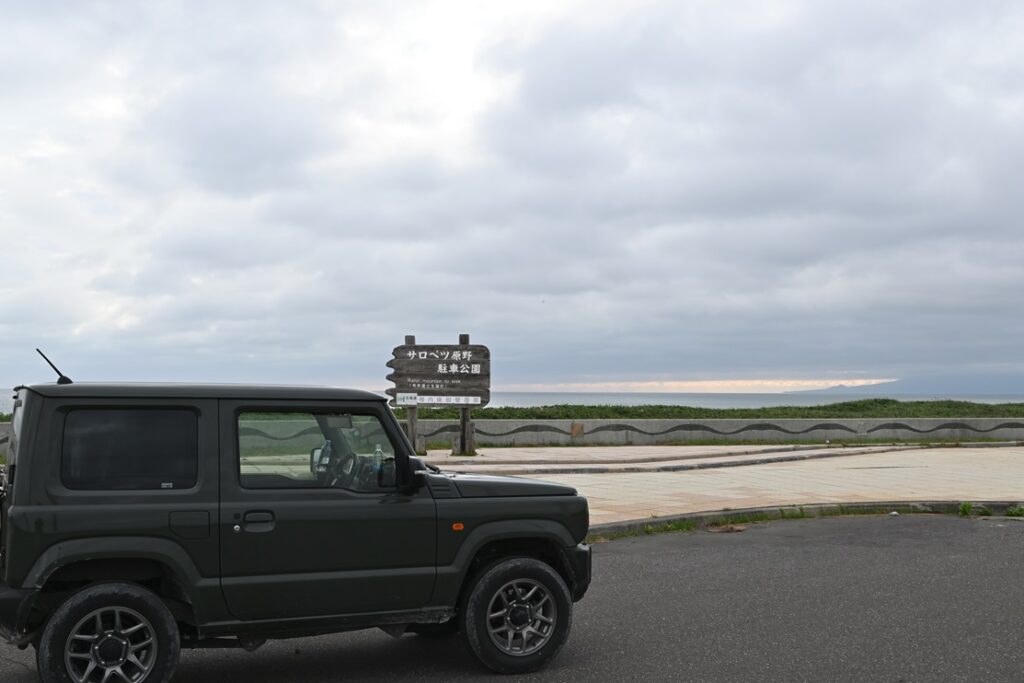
2, 515, 1022, 682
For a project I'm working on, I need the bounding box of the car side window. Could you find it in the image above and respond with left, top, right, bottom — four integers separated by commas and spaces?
62, 408, 198, 491
238, 411, 397, 492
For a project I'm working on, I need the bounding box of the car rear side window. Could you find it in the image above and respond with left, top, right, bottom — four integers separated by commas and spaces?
62, 409, 198, 491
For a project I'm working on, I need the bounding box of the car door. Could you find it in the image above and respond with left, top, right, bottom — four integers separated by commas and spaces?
218, 399, 436, 621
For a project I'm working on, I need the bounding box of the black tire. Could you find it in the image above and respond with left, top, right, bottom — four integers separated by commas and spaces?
461, 557, 572, 674
407, 621, 459, 638
36, 582, 180, 683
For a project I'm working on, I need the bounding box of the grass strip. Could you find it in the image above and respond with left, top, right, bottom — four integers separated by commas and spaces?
394, 398, 1024, 421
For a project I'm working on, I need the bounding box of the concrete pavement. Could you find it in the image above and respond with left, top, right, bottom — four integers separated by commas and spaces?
426, 445, 1024, 527
524, 447, 1024, 526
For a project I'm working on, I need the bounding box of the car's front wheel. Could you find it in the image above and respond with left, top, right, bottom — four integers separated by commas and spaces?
461, 557, 572, 674
36, 582, 180, 683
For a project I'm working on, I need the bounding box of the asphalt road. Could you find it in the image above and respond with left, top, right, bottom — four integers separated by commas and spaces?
2, 515, 1022, 682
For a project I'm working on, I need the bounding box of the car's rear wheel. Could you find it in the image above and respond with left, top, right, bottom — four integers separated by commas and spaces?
461, 557, 572, 674
36, 582, 180, 683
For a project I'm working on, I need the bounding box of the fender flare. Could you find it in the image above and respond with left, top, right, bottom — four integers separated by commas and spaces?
23, 537, 217, 623
451, 519, 576, 570
432, 519, 576, 605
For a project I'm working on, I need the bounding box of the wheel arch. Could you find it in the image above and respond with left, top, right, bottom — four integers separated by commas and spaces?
25, 538, 209, 629
437, 520, 578, 609
27, 538, 203, 591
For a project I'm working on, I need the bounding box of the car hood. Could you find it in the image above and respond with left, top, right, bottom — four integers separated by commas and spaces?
447, 472, 577, 498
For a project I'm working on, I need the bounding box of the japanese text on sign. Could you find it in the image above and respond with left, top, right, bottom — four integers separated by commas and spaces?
406, 349, 476, 361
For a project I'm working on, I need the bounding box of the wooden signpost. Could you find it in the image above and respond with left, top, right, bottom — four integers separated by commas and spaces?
386, 333, 491, 455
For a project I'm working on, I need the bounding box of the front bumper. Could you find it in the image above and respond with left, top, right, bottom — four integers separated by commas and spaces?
564, 543, 592, 601
0, 581, 36, 642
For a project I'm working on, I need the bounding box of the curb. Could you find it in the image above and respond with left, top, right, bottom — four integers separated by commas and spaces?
587, 500, 1024, 539
429, 443, 867, 466
458, 445, 922, 475
443, 442, 1024, 476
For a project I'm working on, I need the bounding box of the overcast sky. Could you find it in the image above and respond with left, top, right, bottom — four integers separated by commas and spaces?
3, 0, 1023, 400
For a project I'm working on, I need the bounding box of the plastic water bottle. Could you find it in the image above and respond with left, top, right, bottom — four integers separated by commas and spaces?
373, 444, 384, 474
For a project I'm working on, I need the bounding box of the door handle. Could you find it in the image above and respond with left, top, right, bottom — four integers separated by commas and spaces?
243, 511, 276, 533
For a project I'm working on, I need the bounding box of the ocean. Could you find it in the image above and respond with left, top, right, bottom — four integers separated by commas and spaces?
486, 392, 1024, 408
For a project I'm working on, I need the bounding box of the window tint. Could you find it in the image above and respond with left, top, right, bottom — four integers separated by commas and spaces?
239, 411, 396, 491
62, 409, 198, 491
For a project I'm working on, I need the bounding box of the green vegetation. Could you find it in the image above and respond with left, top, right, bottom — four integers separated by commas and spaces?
590, 519, 698, 542
0, 412, 10, 422
586, 504, 936, 543
957, 501, 996, 517
1005, 505, 1024, 517
394, 398, 1024, 421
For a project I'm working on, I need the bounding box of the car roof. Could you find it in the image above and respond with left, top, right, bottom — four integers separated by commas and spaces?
23, 382, 386, 402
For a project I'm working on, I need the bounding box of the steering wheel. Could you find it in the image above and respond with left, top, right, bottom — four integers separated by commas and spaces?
324, 439, 358, 488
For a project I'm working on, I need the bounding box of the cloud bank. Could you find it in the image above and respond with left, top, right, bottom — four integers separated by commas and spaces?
2, 0, 1023, 398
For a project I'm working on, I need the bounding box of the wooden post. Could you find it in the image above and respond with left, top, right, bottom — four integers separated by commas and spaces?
407, 406, 421, 454
457, 333, 474, 455
459, 407, 475, 455
404, 335, 422, 454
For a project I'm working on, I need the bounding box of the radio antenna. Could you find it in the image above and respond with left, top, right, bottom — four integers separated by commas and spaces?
36, 348, 73, 385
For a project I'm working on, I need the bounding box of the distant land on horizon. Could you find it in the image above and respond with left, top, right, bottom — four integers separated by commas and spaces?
792, 373, 1024, 396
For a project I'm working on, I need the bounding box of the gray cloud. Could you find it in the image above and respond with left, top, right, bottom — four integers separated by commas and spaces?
3, 0, 1024, 400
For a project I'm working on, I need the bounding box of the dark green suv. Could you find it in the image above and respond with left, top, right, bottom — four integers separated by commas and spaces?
0, 383, 591, 682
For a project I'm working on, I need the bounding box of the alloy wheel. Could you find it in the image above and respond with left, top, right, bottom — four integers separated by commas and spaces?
64, 606, 157, 683
485, 579, 557, 656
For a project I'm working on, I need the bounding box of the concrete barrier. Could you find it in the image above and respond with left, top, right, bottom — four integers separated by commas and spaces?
4, 417, 1021, 451
417, 417, 1024, 447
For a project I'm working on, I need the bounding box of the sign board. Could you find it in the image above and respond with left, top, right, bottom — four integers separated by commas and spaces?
416, 395, 481, 405
386, 343, 491, 407
395, 392, 419, 406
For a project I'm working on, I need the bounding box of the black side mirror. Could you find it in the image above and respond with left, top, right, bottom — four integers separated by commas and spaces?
399, 460, 427, 493
377, 458, 397, 488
